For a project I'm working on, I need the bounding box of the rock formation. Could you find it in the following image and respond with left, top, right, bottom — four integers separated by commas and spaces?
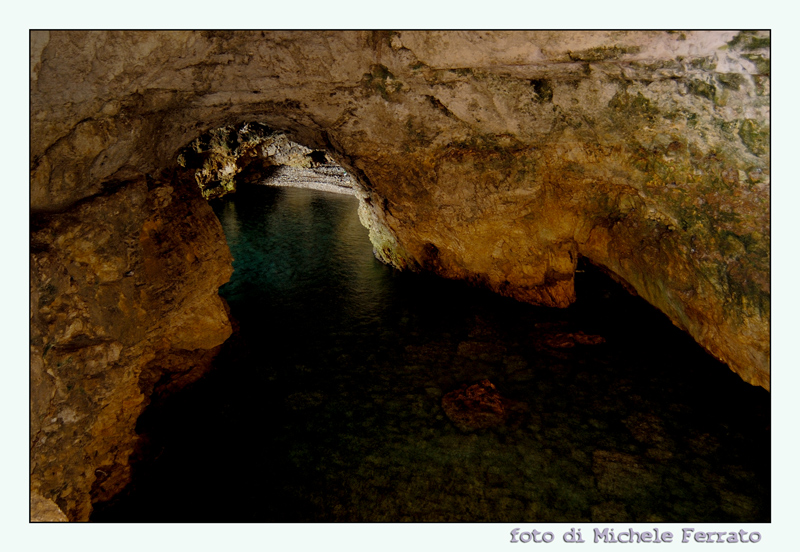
30, 30, 769, 520
178, 123, 356, 197
29, 492, 69, 522
30, 175, 232, 520
442, 380, 526, 431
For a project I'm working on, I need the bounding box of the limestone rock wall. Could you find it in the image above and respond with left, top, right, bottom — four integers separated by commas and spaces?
30, 492, 69, 522
30, 175, 232, 520
30, 29, 769, 515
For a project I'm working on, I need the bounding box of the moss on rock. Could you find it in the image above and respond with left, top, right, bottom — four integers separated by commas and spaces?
716, 72, 745, 91
728, 31, 770, 52
568, 45, 641, 62
688, 79, 717, 102
607, 89, 659, 122
363, 64, 403, 101
738, 119, 769, 156
742, 54, 770, 75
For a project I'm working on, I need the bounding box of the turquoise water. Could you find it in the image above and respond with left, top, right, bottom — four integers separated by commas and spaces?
92, 185, 769, 522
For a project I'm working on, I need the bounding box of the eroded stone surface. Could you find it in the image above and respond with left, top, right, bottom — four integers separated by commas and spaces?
30, 175, 232, 520
30, 30, 769, 390
441, 380, 526, 431
30, 492, 69, 522
544, 331, 607, 349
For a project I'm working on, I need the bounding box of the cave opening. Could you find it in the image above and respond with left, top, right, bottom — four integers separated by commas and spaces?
88, 124, 770, 523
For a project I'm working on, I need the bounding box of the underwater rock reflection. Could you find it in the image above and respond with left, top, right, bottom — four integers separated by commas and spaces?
91, 185, 769, 523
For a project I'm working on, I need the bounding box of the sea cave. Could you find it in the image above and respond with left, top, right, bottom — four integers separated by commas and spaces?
29, 30, 770, 523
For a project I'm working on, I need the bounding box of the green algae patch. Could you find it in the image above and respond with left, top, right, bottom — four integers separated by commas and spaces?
711, 117, 740, 141
568, 45, 641, 62
449, 68, 474, 77
688, 79, 717, 102
607, 90, 659, 123
728, 31, 770, 52
744, 36, 771, 50
753, 75, 769, 96
446, 133, 525, 155
716, 73, 745, 91
690, 57, 717, 72
629, 59, 683, 74
742, 54, 770, 75
404, 117, 434, 151
738, 119, 769, 156
363, 64, 403, 101
438, 136, 538, 184
624, 132, 772, 319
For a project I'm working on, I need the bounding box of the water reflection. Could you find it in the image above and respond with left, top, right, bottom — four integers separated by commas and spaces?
92, 185, 769, 523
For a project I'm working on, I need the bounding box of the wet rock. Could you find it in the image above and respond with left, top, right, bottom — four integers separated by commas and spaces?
719, 489, 758, 518
687, 431, 722, 455
645, 448, 675, 462
441, 380, 526, 431
456, 340, 508, 361
623, 412, 671, 447
286, 391, 326, 411
467, 315, 501, 339
590, 500, 630, 522
592, 450, 662, 499
544, 331, 606, 349
403, 342, 454, 364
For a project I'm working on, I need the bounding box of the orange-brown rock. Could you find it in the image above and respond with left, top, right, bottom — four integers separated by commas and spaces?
544, 331, 607, 349
441, 380, 526, 431
30, 175, 232, 520
30, 31, 769, 391
30, 492, 69, 522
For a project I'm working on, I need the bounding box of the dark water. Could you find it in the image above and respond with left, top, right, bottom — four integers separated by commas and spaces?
92, 185, 770, 523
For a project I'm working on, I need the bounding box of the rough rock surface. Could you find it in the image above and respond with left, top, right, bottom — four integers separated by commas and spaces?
30, 175, 232, 520
178, 124, 342, 198
441, 380, 526, 430
29, 30, 769, 518
30, 492, 69, 522
30, 31, 770, 390
180, 121, 359, 204
544, 331, 607, 349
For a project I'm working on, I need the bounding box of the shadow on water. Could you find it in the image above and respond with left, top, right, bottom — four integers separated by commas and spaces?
91, 185, 770, 523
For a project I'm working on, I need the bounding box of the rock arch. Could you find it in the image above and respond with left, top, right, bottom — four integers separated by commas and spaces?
30, 30, 769, 520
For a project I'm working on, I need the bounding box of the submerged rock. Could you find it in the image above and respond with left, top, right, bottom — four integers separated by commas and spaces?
592, 450, 662, 499
544, 331, 607, 349
441, 380, 526, 431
